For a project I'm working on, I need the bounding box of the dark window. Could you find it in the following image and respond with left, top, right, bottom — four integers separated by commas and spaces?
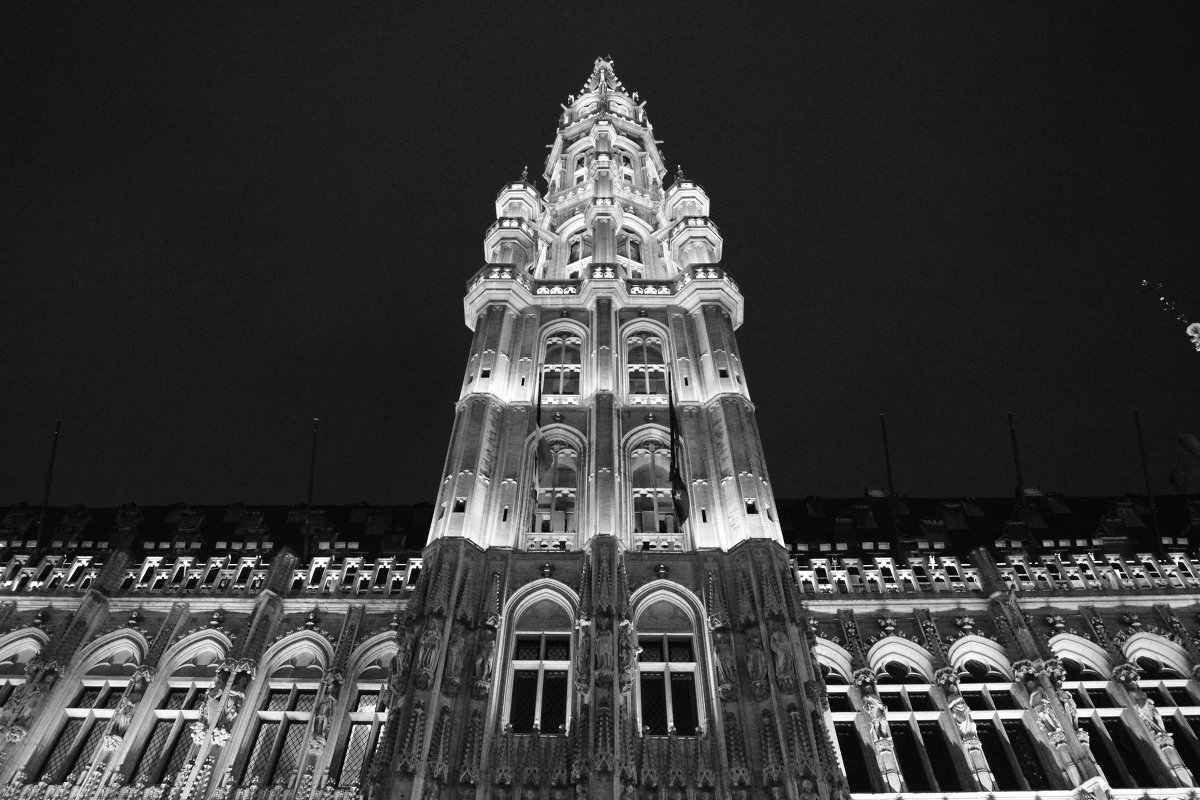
834, 722, 873, 792
509, 670, 539, 733
670, 672, 698, 734
1081, 718, 1131, 788
640, 672, 668, 735
919, 720, 963, 791
540, 671, 568, 732
889, 721, 931, 791
977, 720, 1020, 790
1103, 717, 1159, 787
1003, 720, 1051, 789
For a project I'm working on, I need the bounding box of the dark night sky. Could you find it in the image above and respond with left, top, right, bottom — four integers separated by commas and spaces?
3, 4, 1198, 508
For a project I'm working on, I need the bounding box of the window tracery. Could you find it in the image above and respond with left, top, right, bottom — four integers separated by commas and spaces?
540, 332, 581, 397
506, 599, 572, 734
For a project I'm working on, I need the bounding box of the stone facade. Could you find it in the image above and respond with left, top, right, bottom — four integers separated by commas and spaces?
0, 57, 1197, 800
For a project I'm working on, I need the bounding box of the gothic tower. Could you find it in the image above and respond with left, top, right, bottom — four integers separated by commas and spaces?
372, 59, 840, 800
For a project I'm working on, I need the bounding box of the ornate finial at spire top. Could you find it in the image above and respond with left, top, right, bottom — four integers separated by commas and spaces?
521, 165, 528, 182
675, 165, 685, 181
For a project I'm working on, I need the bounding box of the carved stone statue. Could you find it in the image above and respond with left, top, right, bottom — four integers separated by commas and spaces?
861, 694, 890, 742
1131, 687, 1167, 736
769, 629, 793, 675
714, 632, 736, 698
446, 629, 466, 677
1029, 687, 1063, 739
595, 619, 614, 676
474, 628, 496, 684
419, 620, 442, 671
948, 696, 977, 741
617, 618, 639, 692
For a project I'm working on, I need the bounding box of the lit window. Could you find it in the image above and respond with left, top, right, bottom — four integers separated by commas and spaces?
637, 633, 699, 735
531, 441, 578, 537
507, 610, 571, 734
239, 659, 321, 789
541, 332, 582, 396
626, 332, 666, 397
630, 441, 676, 535
334, 657, 391, 789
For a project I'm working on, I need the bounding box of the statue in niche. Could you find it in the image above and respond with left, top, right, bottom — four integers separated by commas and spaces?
446, 628, 466, 676
595, 617, 614, 677
473, 628, 497, 698
414, 618, 443, 689
1057, 688, 1080, 733
1130, 686, 1167, 737
861, 694, 890, 742
714, 632, 736, 699
1029, 687, 1063, 740
769, 628, 796, 691
617, 618, 639, 692
745, 631, 767, 682
745, 629, 768, 699
948, 696, 977, 740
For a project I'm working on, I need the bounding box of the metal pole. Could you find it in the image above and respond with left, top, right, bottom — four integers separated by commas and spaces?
1134, 409, 1163, 555
37, 419, 62, 546
308, 418, 320, 510
880, 414, 896, 497
1008, 413, 1032, 545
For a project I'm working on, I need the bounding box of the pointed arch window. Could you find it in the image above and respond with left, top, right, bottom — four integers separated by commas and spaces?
133, 675, 210, 787
567, 233, 592, 265
333, 655, 391, 790
507, 600, 572, 734
630, 440, 675, 535
541, 332, 582, 396
627, 332, 666, 398
32, 651, 139, 785
617, 229, 643, 263
635, 600, 701, 737
238, 653, 322, 790
531, 442, 578, 537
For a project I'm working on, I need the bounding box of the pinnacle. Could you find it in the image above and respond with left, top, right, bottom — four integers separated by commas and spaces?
582, 55, 625, 95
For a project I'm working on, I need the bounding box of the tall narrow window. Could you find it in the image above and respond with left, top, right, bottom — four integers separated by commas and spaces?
35, 651, 137, 785
134, 677, 210, 786
630, 441, 675, 535
567, 234, 592, 265
541, 332, 582, 396
618, 229, 643, 263
335, 656, 391, 790
240, 656, 321, 790
637, 634, 699, 735
531, 442, 578, 536
507, 601, 572, 734
627, 332, 666, 398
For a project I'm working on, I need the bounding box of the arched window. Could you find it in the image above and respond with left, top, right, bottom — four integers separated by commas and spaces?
531, 441, 578, 536
133, 647, 219, 786
573, 154, 587, 185
238, 648, 323, 790
333, 652, 391, 790
635, 599, 700, 736
617, 229, 643, 263
567, 234, 592, 265
619, 152, 635, 182
507, 599, 572, 734
541, 332, 581, 396
630, 440, 675, 535
627, 332, 666, 398
33, 645, 140, 785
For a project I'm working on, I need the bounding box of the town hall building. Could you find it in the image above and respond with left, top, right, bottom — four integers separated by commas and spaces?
0, 58, 1198, 800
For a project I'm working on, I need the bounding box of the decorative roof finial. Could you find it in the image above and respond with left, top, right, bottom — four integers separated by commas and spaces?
521, 165, 528, 182
675, 165, 685, 182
